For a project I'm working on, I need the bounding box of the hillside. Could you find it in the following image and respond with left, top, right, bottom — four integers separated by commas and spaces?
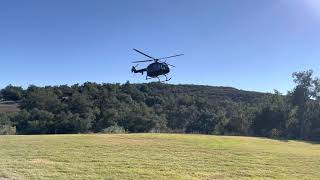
0, 134, 319, 179
1, 82, 320, 140
0, 101, 20, 113
140, 83, 269, 104
0, 83, 272, 136
0, 83, 267, 114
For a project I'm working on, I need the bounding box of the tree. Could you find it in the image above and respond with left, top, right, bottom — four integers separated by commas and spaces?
1, 76, 318, 139
185, 110, 216, 134
290, 70, 318, 139
68, 92, 93, 115
1, 85, 23, 101
21, 87, 64, 113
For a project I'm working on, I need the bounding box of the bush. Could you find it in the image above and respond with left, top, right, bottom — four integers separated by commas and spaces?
0, 125, 16, 135
270, 128, 281, 138
102, 125, 127, 134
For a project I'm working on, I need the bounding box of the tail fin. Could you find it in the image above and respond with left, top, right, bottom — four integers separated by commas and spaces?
131, 66, 136, 73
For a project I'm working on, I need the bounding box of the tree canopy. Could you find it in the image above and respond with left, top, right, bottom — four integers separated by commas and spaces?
0, 70, 320, 141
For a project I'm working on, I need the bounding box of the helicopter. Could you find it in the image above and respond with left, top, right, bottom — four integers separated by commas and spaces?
131, 48, 184, 82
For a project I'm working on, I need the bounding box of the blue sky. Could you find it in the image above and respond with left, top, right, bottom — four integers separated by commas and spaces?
0, 0, 320, 93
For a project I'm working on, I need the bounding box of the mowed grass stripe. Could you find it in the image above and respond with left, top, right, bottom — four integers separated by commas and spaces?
0, 134, 319, 179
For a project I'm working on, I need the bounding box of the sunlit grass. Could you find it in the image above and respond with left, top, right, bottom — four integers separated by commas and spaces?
0, 134, 319, 179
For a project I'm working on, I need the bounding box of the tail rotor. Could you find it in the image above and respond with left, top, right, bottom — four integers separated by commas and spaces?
132, 64, 142, 74
131, 66, 136, 73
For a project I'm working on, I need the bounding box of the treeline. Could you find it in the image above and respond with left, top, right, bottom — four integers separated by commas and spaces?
0, 70, 320, 141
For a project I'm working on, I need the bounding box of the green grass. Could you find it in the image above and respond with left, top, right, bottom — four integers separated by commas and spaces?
0, 134, 319, 179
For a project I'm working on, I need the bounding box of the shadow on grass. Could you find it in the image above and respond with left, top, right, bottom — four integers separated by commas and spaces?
244, 134, 320, 145
268, 137, 320, 145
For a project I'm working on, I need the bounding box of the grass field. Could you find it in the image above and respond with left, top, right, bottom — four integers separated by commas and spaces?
0, 134, 319, 179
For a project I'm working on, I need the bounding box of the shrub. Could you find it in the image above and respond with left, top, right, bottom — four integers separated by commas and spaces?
0, 125, 16, 135
270, 128, 281, 138
102, 125, 127, 134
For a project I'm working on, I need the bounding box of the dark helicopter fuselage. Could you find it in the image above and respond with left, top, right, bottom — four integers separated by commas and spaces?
146, 62, 170, 77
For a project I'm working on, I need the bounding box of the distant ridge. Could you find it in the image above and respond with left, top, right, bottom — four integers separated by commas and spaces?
134, 83, 270, 105
0, 83, 270, 113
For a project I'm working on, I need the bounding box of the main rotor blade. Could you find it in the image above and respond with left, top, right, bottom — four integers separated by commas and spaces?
133, 49, 156, 60
166, 63, 176, 67
132, 60, 154, 63
158, 54, 184, 60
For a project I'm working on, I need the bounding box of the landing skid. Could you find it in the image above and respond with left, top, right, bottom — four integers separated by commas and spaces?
146, 75, 171, 82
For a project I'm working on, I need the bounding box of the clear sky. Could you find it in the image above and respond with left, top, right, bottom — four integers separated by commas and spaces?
1, 0, 320, 93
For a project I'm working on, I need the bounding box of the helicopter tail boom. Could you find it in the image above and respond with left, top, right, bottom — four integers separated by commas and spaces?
131, 66, 147, 75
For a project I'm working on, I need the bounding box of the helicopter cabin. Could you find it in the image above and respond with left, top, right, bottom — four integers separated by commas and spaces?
147, 62, 170, 77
